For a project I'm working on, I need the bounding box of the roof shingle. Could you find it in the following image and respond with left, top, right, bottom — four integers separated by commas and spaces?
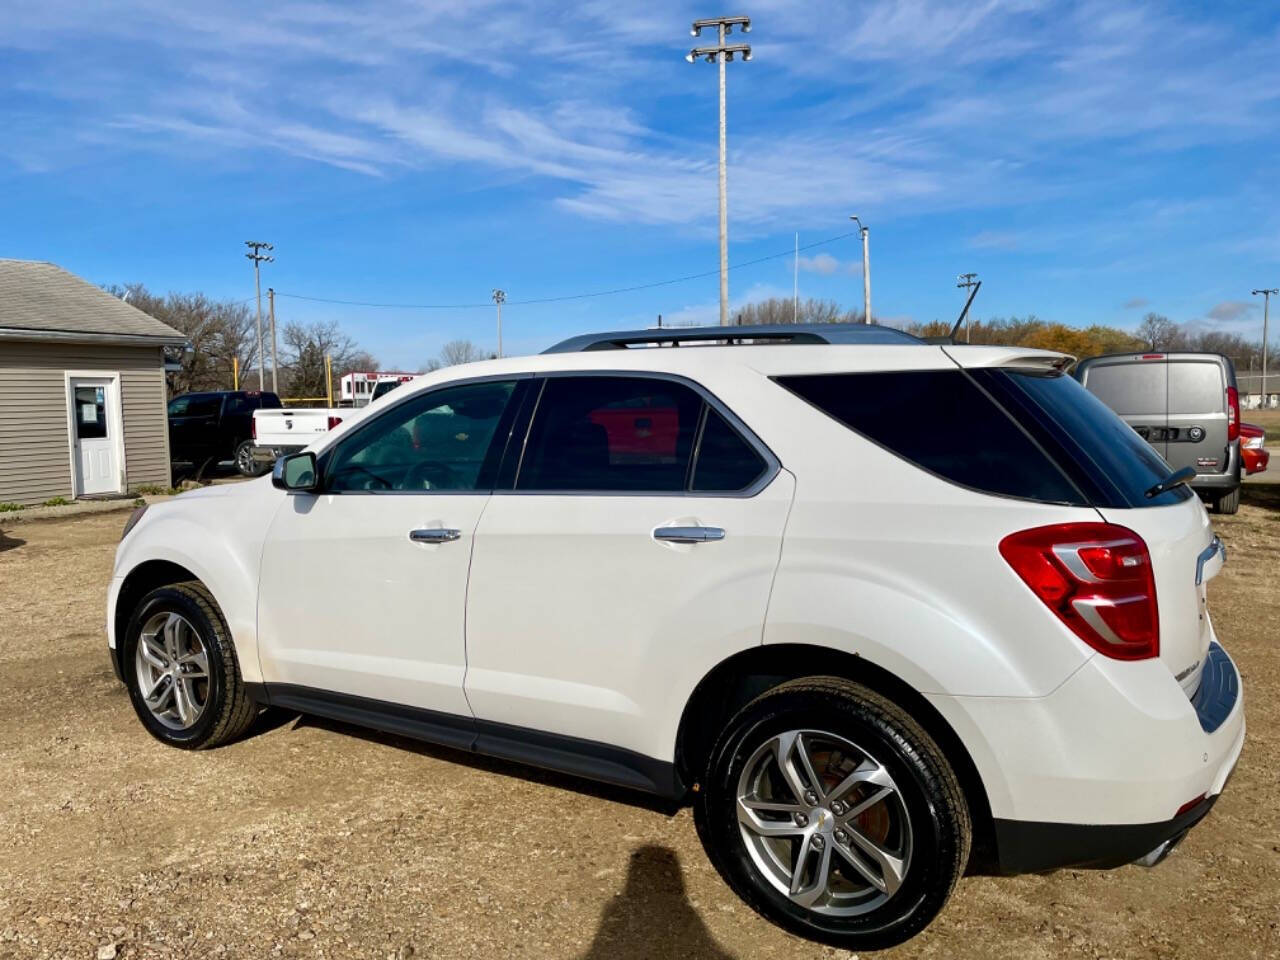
0, 260, 185, 342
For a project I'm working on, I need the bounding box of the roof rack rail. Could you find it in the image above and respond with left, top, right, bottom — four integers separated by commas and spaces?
542, 322, 922, 354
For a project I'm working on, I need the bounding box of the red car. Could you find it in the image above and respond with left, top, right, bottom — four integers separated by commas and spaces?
1241, 422, 1270, 475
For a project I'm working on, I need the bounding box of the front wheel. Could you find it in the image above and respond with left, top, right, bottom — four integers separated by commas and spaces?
122, 582, 258, 749
694, 677, 971, 950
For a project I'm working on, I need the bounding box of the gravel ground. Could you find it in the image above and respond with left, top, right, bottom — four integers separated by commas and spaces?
1, 485, 1278, 960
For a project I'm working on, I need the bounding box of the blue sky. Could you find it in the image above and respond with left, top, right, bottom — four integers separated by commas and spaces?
2, 0, 1278, 368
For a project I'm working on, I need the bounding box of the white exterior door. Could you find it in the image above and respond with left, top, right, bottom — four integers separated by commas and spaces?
256, 378, 521, 719
69, 377, 121, 495
463, 374, 795, 763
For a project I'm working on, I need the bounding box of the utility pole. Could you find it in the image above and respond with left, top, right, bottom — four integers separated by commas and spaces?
1253, 287, 1277, 408
492, 289, 506, 358
244, 241, 273, 390
687, 15, 752, 326
793, 232, 799, 323
957, 273, 979, 342
267, 287, 279, 395
851, 215, 871, 323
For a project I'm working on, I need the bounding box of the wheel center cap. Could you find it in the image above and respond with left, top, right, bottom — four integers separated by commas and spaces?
812, 807, 834, 832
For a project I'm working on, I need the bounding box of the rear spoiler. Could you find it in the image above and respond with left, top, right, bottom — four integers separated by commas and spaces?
942, 348, 1075, 372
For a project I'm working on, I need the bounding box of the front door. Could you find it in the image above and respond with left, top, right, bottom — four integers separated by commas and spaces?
464, 374, 794, 765
70, 377, 120, 495
256, 378, 523, 723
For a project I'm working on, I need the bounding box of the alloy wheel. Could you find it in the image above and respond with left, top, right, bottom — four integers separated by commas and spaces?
736, 728, 913, 916
134, 611, 210, 730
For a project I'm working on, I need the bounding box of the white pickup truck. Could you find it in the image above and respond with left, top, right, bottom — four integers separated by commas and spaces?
249, 407, 349, 472
248, 378, 412, 472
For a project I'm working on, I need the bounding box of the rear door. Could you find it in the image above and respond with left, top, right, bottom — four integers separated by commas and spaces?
1166, 359, 1228, 476
463, 374, 793, 769
1080, 357, 1169, 460
977, 366, 1212, 694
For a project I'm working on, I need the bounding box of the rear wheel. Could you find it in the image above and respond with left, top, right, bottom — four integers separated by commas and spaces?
122, 582, 257, 749
694, 677, 970, 950
1212, 487, 1240, 515
234, 439, 263, 477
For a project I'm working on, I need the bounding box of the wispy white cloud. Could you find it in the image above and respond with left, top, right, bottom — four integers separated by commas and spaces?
3, 0, 1279, 241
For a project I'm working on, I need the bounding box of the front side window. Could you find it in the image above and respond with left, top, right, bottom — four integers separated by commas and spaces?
517, 376, 769, 494
326, 380, 517, 492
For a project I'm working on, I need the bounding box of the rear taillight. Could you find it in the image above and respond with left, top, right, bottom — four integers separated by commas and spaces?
327, 416, 344, 430
251, 418, 257, 439
999, 523, 1159, 660
1226, 386, 1239, 442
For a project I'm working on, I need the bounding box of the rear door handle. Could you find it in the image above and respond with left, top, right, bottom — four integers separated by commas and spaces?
653, 525, 725, 544
409, 528, 461, 544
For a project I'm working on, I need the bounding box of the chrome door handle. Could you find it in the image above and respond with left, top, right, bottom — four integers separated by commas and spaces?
409, 528, 461, 544
653, 525, 725, 544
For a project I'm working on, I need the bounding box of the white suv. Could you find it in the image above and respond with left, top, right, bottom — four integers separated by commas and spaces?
107, 324, 1244, 949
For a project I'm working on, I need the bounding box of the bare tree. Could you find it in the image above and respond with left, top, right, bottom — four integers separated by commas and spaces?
1136, 312, 1184, 351
733, 297, 860, 326
281, 319, 372, 399
104, 284, 258, 394
437, 340, 489, 367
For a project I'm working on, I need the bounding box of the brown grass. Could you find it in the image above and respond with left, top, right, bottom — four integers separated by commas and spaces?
1, 498, 1277, 959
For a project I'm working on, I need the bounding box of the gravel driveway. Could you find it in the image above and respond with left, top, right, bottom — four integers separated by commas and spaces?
1, 487, 1278, 959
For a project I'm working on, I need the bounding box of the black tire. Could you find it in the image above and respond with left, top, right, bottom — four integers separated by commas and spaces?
1212, 487, 1240, 515
694, 677, 970, 950
122, 582, 258, 749
234, 439, 264, 477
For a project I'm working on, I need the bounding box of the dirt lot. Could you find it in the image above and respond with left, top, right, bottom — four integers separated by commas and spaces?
2, 486, 1278, 960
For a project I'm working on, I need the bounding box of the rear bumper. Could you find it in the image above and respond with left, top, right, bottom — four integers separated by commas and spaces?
1189, 441, 1241, 491
250, 444, 304, 464
992, 792, 1220, 873
930, 640, 1245, 874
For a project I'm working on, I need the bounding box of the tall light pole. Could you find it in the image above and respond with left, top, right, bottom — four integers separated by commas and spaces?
1253, 287, 1277, 408
687, 15, 752, 327
245, 241, 273, 391
492, 289, 506, 358
267, 287, 279, 394
957, 272, 979, 343
850, 215, 871, 323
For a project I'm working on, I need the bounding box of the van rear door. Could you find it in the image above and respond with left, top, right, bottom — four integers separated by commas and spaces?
1166, 359, 1227, 476
1078, 356, 1168, 460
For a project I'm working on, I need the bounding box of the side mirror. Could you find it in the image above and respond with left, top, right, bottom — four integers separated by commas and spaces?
272, 451, 319, 492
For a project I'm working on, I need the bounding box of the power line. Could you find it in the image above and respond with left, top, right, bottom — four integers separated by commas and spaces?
273, 230, 861, 310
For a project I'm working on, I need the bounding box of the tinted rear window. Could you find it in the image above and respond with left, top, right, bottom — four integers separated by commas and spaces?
973, 368, 1192, 508
776, 371, 1087, 505
1081, 362, 1165, 415
1168, 361, 1223, 415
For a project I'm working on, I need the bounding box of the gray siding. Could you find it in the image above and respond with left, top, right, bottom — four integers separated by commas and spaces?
0, 341, 171, 506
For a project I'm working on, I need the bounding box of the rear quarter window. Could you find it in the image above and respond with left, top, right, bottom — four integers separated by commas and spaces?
775, 370, 1088, 505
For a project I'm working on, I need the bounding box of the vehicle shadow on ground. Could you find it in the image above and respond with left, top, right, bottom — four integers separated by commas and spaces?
579, 845, 737, 960
1242, 480, 1280, 513
0, 528, 25, 553
283, 712, 685, 816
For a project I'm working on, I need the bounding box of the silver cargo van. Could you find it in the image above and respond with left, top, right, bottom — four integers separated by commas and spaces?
1074, 352, 1241, 513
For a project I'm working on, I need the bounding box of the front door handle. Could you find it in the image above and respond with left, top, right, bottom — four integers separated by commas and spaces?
409, 528, 461, 544
653, 525, 725, 544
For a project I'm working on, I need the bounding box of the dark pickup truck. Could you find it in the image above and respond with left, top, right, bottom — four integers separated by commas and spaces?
168, 390, 282, 476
